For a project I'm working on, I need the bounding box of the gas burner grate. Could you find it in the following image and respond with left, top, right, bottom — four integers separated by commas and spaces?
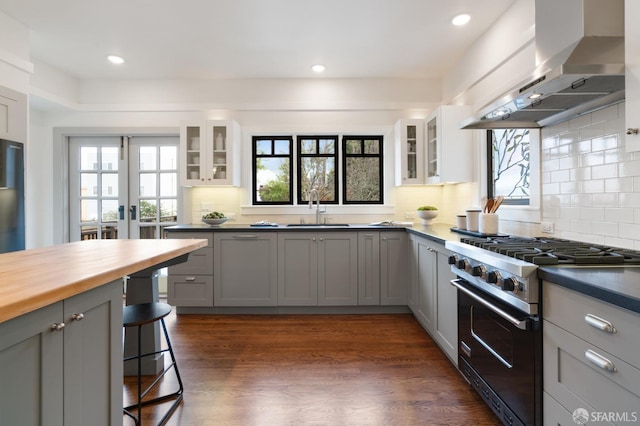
459, 236, 640, 266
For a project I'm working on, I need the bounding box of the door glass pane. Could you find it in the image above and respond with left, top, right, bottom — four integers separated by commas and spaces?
81, 225, 99, 240
101, 147, 118, 171
160, 146, 177, 170
140, 199, 157, 222
81, 147, 98, 170
81, 199, 98, 222
101, 173, 118, 196
160, 199, 177, 222
139, 226, 157, 240
101, 200, 119, 222
139, 173, 157, 196
81, 173, 98, 196
100, 225, 118, 239
139, 147, 157, 171
160, 172, 177, 196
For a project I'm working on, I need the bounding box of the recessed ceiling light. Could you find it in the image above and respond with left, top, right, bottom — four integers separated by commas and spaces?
312, 64, 325, 73
529, 93, 542, 99
452, 13, 471, 26
107, 55, 124, 65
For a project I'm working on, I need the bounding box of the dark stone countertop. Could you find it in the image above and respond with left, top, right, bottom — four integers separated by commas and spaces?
538, 266, 640, 315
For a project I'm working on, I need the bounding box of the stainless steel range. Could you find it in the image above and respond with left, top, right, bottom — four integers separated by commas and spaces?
444, 236, 640, 426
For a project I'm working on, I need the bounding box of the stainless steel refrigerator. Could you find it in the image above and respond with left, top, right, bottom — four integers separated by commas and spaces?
0, 139, 25, 253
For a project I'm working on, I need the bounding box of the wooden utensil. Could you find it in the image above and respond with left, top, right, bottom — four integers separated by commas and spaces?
485, 198, 494, 213
491, 195, 503, 213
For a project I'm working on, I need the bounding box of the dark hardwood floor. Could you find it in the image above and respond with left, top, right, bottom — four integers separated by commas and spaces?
124, 313, 500, 425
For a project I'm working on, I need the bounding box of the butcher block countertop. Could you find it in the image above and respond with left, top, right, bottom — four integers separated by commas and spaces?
0, 238, 207, 324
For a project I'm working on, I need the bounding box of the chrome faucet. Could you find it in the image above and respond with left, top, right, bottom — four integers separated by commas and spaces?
308, 188, 322, 224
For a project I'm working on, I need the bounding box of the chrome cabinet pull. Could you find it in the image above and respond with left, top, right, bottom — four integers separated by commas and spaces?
233, 234, 259, 239
185, 276, 196, 282
70, 313, 84, 321
584, 314, 617, 334
50, 322, 66, 331
585, 349, 617, 372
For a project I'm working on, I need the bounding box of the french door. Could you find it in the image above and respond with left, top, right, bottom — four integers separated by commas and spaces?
69, 135, 180, 241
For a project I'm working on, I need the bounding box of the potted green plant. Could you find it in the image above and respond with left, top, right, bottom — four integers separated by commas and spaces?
416, 205, 438, 225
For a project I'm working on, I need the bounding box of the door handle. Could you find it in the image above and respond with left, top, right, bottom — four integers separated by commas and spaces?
129, 205, 137, 220
119, 205, 125, 220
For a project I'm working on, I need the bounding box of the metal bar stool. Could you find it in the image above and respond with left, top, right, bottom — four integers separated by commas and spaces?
123, 302, 184, 425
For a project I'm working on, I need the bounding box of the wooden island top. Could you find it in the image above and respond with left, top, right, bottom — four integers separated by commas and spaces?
0, 238, 207, 324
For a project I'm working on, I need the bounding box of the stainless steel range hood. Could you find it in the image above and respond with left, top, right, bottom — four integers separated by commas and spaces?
461, 0, 625, 129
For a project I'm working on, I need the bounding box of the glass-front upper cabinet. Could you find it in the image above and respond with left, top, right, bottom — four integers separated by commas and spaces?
180, 120, 240, 186
394, 119, 425, 185
425, 106, 472, 185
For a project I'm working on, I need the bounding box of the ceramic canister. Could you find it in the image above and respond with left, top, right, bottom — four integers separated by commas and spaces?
456, 215, 467, 230
465, 209, 481, 232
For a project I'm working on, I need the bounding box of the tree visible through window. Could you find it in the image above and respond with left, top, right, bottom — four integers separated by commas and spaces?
342, 136, 383, 204
252, 136, 293, 205
487, 129, 530, 205
297, 136, 338, 204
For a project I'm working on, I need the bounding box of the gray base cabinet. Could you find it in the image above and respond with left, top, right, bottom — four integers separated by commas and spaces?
543, 282, 640, 423
278, 232, 358, 306
358, 232, 380, 305
167, 232, 214, 306
408, 234, 458, 365
380, 231, 408, 305
0, 281, 123, 426
214, 232, 277, 306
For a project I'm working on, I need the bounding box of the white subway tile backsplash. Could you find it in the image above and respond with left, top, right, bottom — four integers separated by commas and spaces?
604, 208, 634, 223
538, 102, 637, 246
570, 167, 591, 181
591, 164, 617, 179
550, 169, 570, 183
605, 177, 633, 193
618, 159, 640, 177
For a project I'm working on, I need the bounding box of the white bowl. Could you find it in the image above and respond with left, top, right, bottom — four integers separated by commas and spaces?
202, 217, 228, 226
416, 210, 438, 225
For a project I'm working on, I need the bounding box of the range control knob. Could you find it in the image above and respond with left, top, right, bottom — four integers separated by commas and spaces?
457, 259, 470, 270
501, 277, 518, 292
448, 255, 459, 265
486, 270, 501, 284
471, 265, 486, 278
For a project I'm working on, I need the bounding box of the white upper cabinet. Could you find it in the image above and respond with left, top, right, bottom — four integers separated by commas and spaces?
394, 119, 425, 185
425, 105, 472, 184
180, 120, 241, 186
625, 0, 640, 151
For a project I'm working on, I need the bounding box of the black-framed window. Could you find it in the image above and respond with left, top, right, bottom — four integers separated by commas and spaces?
487, 129, 530, 205
342, 136, 383, 204
297, 135, 338, 204
252, 136, 293, 205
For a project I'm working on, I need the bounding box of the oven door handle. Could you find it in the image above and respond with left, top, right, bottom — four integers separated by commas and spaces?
450, 279, 530, 330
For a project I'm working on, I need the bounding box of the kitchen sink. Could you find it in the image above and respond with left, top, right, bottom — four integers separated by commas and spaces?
285, 223, 350, 227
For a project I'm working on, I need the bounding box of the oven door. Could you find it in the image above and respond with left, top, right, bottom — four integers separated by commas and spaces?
452, 278, 541, 426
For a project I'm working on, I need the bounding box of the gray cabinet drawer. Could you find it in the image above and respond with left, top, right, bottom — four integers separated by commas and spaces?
543, 320, 640, 420
167, 275, 214, 307
544, 282, 640, 368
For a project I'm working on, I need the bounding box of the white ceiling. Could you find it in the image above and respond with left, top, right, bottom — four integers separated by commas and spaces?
0, 0, 515, 81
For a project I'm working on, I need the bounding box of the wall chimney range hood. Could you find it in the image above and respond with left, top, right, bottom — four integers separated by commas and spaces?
461, 0, 625, 129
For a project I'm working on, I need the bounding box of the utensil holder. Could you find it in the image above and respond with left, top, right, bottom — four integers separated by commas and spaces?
479, 213, 499, 235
